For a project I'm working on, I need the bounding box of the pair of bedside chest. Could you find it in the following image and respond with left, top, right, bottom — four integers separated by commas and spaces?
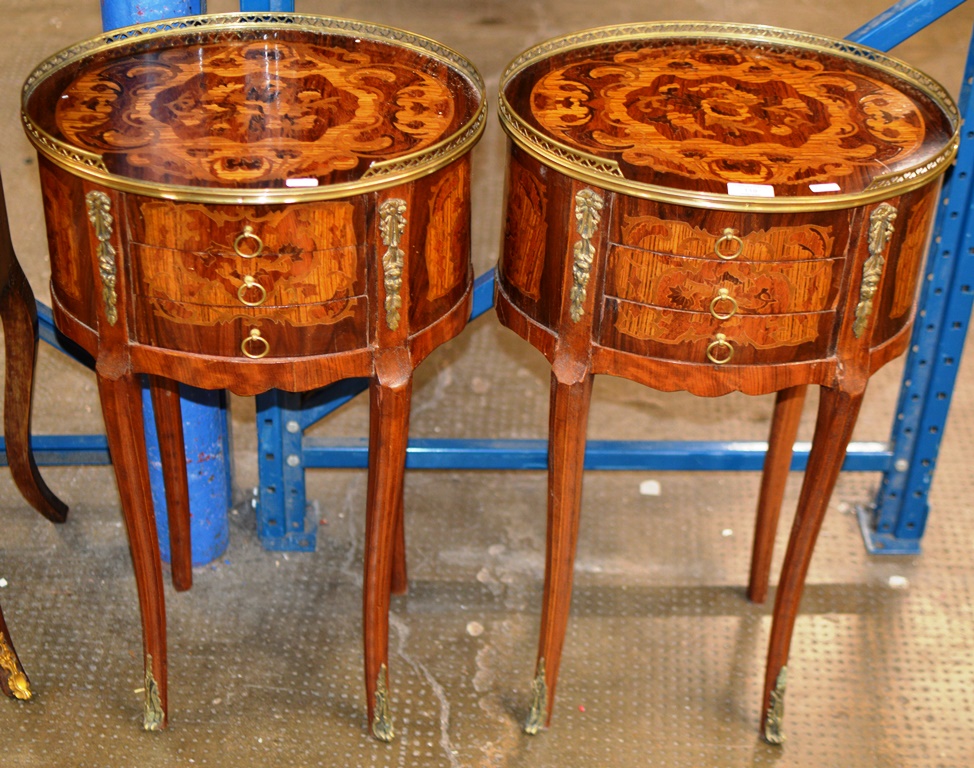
17, 13, 957, 745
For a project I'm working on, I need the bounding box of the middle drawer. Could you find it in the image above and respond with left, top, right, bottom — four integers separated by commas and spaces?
605, 247, 843, 316
129, 243, 366, 309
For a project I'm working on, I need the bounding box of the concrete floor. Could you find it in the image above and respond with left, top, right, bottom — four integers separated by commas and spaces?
2, 1, 974, 766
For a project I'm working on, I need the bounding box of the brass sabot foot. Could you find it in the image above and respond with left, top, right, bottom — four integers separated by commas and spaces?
371, 664, 395, 742
762, 666, 787, 746
523, 658, 547, 735
0, 635, 32, 701
142, 654, 164, 732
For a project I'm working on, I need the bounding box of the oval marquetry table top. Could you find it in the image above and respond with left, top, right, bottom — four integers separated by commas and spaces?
23, 13, 485, 201
500, 22, 958, 210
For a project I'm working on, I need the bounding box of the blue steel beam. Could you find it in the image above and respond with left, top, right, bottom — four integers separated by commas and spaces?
299, 438, 891, 473
848, 0, 968, 48
240, 0, 295, 10
0, 435, 110, 466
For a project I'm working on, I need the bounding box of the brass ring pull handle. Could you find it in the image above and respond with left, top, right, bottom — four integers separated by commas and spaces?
709, 287, 739, 320
714, 228, 744, 260
241, 328, 270, 359
706, 333, 734, 365
234, 225, 264, 259
237, 275, 267, 307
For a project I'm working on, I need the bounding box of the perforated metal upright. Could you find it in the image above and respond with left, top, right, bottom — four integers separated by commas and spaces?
252, 0, 974, 554
852, 0, 974, 553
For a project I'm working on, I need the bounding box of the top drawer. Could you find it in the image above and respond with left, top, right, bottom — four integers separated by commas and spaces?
617, 213, 837, 263
126, 198, 363, 257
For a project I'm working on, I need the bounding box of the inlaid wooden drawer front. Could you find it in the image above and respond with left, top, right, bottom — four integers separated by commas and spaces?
130, 238, 369, 359
127, 199, 363, 257
604, 212, 844, 366
601, 298, 834, 365
130, 244, 366, 309
606, 248, 842, 315
617, 214, 837, 263
132, 297, 368, 359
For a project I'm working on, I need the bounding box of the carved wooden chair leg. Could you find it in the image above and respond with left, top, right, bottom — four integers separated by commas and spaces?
97, 371, 168, 731
362, 363, 412, 742
148, 375, 193, 592
761, 384, 864, 745
525, 367, 593, 734
0, 177, 67, 523
748, 384, 808, 604
0, 600, 32, 701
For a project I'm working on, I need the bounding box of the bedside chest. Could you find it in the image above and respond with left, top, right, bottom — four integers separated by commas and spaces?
496, 22, 958, 743
22, 13, 484, 739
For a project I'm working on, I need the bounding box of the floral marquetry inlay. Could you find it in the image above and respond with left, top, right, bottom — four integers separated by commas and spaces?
23, 17, 485, 199
54, 41, 461, 188
501, 24, 957, 206
529, 44, 929, 194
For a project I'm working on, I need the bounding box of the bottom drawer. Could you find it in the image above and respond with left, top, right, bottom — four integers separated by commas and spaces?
132, 296, 368, 359
600, 298, 834, 365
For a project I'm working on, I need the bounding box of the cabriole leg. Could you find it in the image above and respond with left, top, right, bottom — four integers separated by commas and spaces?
0, 237, 67, 523
761, 384, 864, 744
148, 376, 193, 592
97, 372, 168, 731
362, 357, 412, 742
525, 367, 593, 734
749, 385, 808, 604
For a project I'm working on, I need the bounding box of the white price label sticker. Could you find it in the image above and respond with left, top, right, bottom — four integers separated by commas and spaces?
727, 182, 775, 197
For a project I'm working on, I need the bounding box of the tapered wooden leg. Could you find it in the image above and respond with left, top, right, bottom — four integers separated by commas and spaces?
525, 367, 594, 734
761, 384, 864, 745
148, 376, 193, 592
0, 600, 31, 701
390, 495, 407, 596
0, 246, 67, 524
748, 385, 808, 604
363, 354, 412, 742
97, 372, 168, 731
